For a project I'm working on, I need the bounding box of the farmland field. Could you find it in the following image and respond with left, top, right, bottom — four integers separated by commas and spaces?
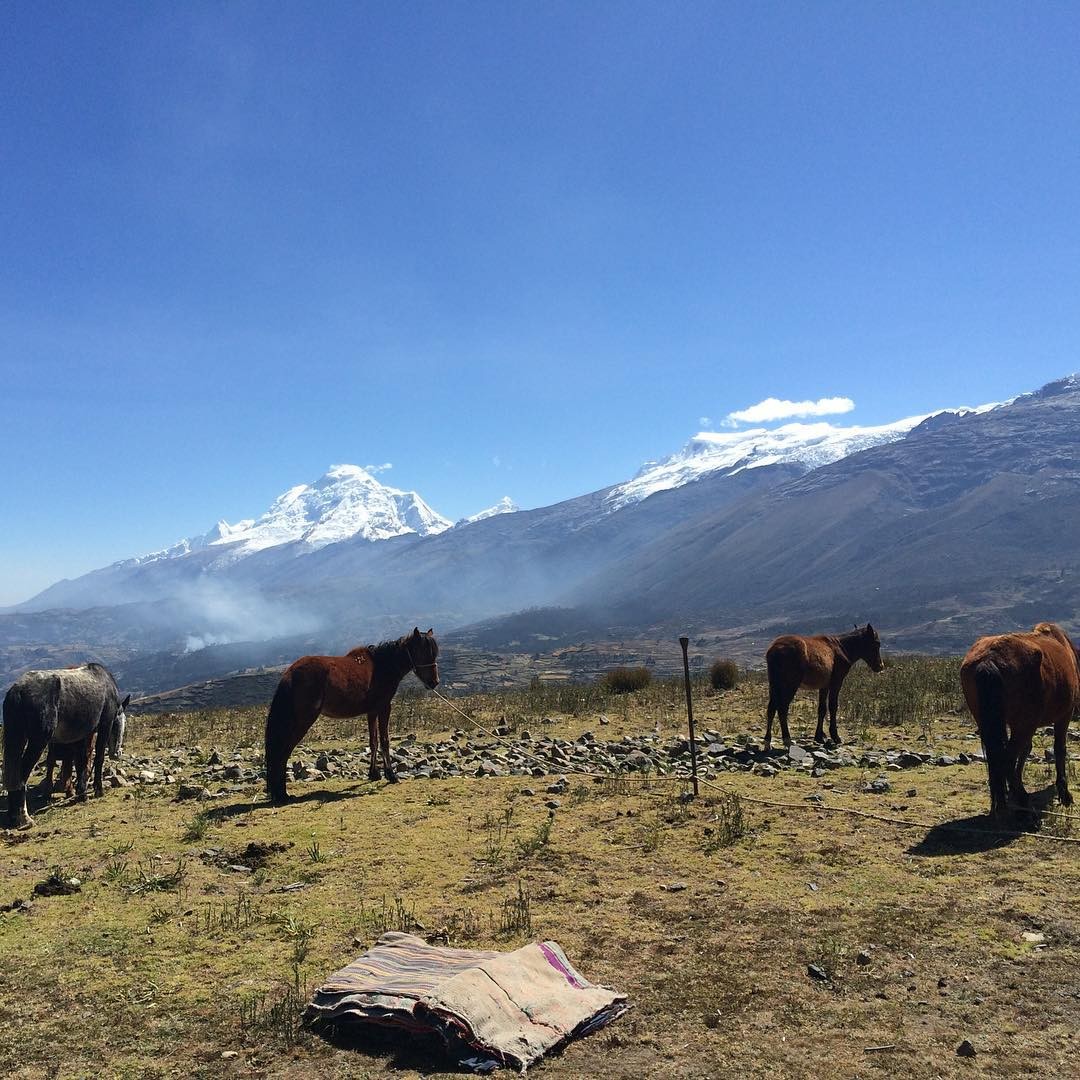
2, 662, 1078, 1079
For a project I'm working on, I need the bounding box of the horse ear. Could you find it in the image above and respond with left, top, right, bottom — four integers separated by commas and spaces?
412, 626, 420, 637
865, 623, 875, 636
121, 695, 131, 709
426, 627, 433, 635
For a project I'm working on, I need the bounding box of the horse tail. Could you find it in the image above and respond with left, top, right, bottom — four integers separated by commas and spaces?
973, 659, 1009, 814
2, 684, 26, 796
264, 676, 295, 800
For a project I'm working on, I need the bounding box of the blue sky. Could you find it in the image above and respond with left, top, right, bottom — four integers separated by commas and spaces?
2, 2, 1079, 605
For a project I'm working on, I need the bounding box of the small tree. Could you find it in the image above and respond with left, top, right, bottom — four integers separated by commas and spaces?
709, 658, 740, 691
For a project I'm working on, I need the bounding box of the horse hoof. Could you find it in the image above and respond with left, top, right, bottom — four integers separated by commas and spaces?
269, 790, 291, 806
385, 771, 399, 784
368, 771, 382, 782
830, 735, 843, 746
1059, 786, 1074, 807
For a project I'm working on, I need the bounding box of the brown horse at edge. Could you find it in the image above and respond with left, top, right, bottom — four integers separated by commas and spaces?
763, 624, 884, 747
960, 621, 1077, 817
264, 628, 439, 803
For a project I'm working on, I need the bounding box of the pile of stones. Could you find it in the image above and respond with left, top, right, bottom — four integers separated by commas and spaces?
92, 724, 986, 795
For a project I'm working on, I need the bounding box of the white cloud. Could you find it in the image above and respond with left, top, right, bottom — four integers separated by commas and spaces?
723, 396, 855, 427
363, 462, 393, 474
698, 416, 712, 428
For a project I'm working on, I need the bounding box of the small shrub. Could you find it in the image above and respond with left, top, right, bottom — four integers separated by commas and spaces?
601, 666, 652, 694
497, 881, 532, 937
182, 810, 212, 842
514, 812, 554, 857
709, 659, 740, 691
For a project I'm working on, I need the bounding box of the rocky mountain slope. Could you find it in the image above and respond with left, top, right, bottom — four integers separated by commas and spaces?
3, 376, 1075, 693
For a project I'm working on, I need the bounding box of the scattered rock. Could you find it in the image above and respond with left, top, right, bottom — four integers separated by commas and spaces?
856, 950, 873, 966
807, 964, 829, 982
177, 783, 210, 801
660, 882, 688, 892
956, 1040, 977, 1058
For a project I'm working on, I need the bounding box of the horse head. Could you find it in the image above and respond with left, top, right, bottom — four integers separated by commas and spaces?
861, 624, 884, 672
109, 694, 131, 759
409, 627, 440, 690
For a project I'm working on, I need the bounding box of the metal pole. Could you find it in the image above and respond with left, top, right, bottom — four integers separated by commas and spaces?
679, 635, 699, 797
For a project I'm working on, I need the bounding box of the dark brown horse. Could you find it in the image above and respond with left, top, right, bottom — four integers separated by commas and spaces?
960, 622, 1077, 817
763, 624, 883, 748
264, 628, 439, 803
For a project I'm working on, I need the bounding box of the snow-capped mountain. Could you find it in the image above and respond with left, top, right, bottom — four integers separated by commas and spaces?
456, 497, 519, 527
136, 464, 453, 566
605, 404, 1002, 512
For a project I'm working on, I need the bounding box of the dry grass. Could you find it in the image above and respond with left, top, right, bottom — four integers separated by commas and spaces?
1, 664, 1078, 1079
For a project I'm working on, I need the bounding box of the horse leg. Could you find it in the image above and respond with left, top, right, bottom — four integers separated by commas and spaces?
1004, 733, 1031, 808
367, 713, 381, 781
91, 729, 106, 798
778, 691, 794, 748
10, 729, 50, 827
60, 755, 75, 797
1054, 716, 1073, 807
40, 744, 58, 795
764, 692, 776, 748
378, 708, 397, 783
827, 686, 842, 745
73, 737, 91, 803
814, 689, 828, 744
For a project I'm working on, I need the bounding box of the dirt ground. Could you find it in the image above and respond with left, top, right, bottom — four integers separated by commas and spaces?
2, 678, 1078, 1079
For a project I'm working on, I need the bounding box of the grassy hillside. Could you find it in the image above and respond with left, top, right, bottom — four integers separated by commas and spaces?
2, 661, 1077, 1079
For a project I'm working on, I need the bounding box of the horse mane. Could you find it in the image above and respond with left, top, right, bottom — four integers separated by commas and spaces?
367, 633, 414, 667
83, 661, 118, 688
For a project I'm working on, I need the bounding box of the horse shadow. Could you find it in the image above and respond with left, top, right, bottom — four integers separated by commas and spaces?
203, 783, 381, 824
1, 786, 78, 828
907, 785, 1061, 856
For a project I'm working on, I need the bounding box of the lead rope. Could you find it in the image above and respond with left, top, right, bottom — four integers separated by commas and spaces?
424, 687, 1080, 845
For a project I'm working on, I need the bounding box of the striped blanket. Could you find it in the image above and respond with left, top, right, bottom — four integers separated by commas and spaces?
306, 932, 629, 1072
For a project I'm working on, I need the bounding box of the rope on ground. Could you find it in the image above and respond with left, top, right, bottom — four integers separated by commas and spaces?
428, 688, 1080, 846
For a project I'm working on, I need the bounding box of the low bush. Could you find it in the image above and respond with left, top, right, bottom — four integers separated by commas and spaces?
709, 659, 740, 691
600, 666, 652, 694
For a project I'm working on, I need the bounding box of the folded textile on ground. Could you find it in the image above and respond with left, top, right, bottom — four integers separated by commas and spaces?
305, 931, 630, 1072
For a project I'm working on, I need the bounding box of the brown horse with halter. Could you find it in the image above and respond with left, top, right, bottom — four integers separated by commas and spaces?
960, 622, 1077, 818
763, 624, 884, 748
264, 628, 439, 804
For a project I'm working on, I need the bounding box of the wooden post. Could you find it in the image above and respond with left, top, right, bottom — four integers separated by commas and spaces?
679, 636, 699, 797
